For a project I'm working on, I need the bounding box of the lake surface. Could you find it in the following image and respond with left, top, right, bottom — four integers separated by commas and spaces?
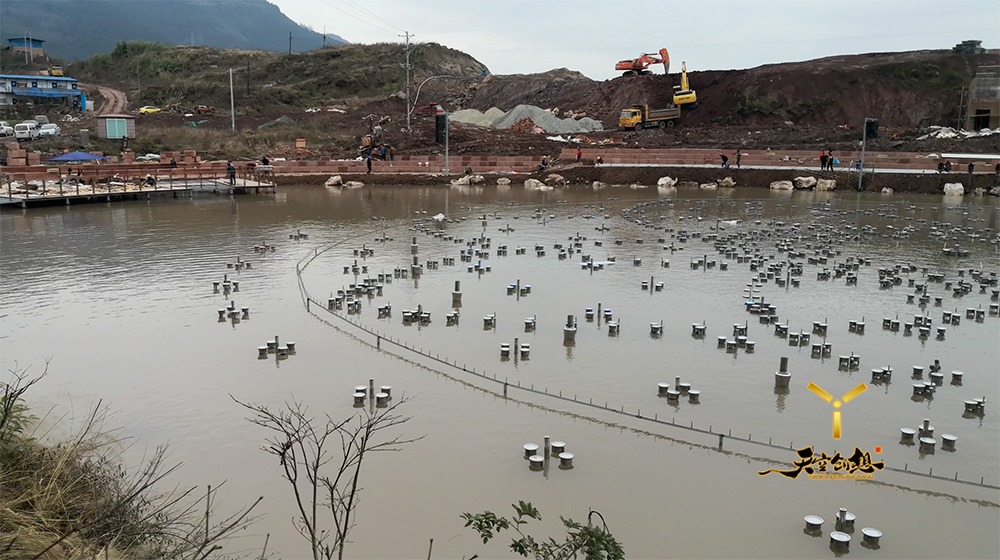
2, 184, 998, 559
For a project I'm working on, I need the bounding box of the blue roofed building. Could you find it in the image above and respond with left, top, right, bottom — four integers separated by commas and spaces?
7, 37, 46, 58
0, 74, 87, 111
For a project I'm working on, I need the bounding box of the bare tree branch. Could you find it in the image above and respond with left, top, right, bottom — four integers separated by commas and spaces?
232, 394, 422, 560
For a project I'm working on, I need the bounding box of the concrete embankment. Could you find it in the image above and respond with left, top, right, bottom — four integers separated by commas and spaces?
276, 166, 996, 195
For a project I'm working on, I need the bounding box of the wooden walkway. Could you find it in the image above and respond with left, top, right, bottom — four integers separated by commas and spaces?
0, 177, 275, 209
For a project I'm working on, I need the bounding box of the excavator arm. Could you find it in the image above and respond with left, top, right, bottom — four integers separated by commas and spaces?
615, 48, 670, 76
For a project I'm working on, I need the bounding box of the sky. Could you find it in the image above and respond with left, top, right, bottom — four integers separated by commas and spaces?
273, 0, 1000, 80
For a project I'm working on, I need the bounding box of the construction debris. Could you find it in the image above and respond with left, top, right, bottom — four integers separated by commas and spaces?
916, 126, 999, 140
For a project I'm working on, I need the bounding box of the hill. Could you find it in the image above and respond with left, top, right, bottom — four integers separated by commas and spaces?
469, 50, 998, 131
69, 41, 486, 114
0, 0, 346, 61
6, 42, 997, 161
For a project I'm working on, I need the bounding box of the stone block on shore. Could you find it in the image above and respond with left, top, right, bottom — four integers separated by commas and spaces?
793, 176, 817, 190
816, 178, 837, 191
943, 183, 965, 196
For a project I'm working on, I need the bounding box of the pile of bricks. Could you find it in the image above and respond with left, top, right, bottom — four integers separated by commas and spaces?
4, 142, 27, 166
507, 118, 541, 134
159, 150, 181, 163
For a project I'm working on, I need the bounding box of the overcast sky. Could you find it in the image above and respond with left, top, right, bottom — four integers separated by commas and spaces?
273, 0, 1000, 80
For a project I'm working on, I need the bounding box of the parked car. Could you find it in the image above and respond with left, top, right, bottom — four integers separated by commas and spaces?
39, 123, 61, 137
139, 106, 161, 115
14, 122, 40, 141
0, 121, 13, 137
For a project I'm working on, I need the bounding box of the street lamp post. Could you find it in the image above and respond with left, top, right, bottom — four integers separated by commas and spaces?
407, 75, 462, 131
444, 112, 450, 176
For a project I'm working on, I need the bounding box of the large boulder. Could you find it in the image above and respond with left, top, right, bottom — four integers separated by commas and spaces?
972, 187, 987, 196
629, 183, 648, 189
496, 177, 511, 186
770, 180, 794, 191
943, 183, 965, 196
525, 178, 545, 189
816, 179, 837, 191
544, 173, 567, 186
592, 181, 607, 190
344, 181, 365, 189
793, 176, 817, 190
717, 176, 736, 188
657, 176, 677, 187
990, 186, 999, 197
450, 175, 472, 186
881, 187, 893, 194
470, 175, 486, 185
699, 182, 718, 190
324, 175, 343, 187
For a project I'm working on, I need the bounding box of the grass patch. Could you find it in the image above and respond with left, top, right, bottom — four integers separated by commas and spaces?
736, 88, 784, 117
1, 365, 260, 559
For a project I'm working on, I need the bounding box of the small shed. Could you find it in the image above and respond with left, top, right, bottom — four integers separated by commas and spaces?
7, 37, 45, 58
96, 114, 136, 139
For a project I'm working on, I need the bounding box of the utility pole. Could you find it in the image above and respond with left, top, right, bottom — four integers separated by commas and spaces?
23, 32, 28, 64
246, 60, 250, 95
229, 68, 236, 133
400, 31, 414, 130
288, 32, 293, 54
323, 26, 327, 47
857, 117, 876, 192
28, 32, 33, 63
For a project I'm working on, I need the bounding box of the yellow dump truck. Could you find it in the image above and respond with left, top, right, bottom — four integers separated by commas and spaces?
619, 104, 680, 131
48, 65, 64, 77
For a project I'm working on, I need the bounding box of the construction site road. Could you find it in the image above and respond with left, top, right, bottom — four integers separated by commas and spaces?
81, 83, 129, 115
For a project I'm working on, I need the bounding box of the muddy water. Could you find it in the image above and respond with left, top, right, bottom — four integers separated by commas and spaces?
2, 185, 998, 559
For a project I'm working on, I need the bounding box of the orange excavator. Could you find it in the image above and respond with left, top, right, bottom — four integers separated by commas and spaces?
615, 48, 670, 77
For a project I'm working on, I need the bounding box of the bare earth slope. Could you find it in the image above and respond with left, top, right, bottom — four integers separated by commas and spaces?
469, 50, 998, 130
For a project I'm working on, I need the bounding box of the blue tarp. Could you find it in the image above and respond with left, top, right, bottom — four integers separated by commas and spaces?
46, 151, 109, 162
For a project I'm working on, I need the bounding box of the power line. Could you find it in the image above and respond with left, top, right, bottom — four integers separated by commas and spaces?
338, 0, 406, 33
314, 0, 397, 35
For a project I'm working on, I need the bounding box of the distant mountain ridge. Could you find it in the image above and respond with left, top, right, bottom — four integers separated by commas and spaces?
0, 0, 347, 61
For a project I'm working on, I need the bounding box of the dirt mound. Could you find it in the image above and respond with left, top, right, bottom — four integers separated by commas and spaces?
469, 50, 998, 132
493, 104, 603, 134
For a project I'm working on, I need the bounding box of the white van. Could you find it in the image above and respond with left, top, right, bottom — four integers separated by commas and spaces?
14, 122, 40, 141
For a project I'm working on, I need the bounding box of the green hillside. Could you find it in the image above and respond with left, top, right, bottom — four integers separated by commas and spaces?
70, 41, 488, 114
0, 0, 346, 61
